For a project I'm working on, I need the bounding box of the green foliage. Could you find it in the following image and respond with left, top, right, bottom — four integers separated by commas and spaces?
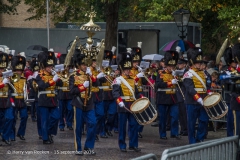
0, 0, 21, 14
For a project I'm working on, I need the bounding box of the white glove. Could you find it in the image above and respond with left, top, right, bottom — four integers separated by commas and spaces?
86, 67, 92, 76
113, 77, 121, 85
53, 74, 59, 82
208, 92, 213, 95
32, 71, 38, 79
172, 70, 176, 76
137, 72, 144, 78
97, 72, 105, 79
27, 75, 33, 81
171, 79, 178, 84
118, 102, 125, 108
2, 78, 9, 84
197, 97, 203, 106
226, 71, 231, 75
83, 81, 89, 88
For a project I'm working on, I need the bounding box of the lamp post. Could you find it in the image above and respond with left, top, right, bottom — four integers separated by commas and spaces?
173, 8, 190, 40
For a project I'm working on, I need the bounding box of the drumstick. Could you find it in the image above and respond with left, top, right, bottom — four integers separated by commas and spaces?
176, 81, 185, 100
123, 106, 133, 113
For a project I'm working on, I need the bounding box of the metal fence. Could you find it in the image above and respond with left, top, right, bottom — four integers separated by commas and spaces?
131, 153, 158, 160
161, 136, 239, 160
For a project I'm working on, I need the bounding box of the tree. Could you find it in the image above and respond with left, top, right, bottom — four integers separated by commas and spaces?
0, 0, 21, 14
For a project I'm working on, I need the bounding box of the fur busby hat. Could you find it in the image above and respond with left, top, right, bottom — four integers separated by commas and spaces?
38, 51, 56, 68
222, 47, 234, 65
103, 50, 113, 61
131, 47, 142, 62
177, 58, 188, 64
73, 49, 87, 68
11, 55, 26, 71
232, 43, 240, 64
164, 50, 179, 66
117, 52, 133, 70
30, 59, 39, 72
187, 47, 203, 65
0, 52, 9, 69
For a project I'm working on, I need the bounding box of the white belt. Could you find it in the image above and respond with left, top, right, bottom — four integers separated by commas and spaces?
0, 92, 8, 96
99, 86, 111, 89
157, 89, 176, 92
58, 87, 69, 90
11, 93, 24, 96
38, 90, 56, 98
194, 88, 206, 92
138, 86, 143, 89
121, 96, 134, 99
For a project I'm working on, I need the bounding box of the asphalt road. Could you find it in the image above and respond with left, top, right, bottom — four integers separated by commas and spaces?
0, 118, 226, 160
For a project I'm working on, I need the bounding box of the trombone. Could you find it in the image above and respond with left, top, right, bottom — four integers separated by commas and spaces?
136, 65, 155, 90
102, 66, 113, 84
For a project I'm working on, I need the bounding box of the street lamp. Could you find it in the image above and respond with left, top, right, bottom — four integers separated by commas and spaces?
173, 8, 190, 40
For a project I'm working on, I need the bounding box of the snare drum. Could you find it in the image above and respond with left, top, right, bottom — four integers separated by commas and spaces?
203, 93, 228, 120
130, 97, 158, 125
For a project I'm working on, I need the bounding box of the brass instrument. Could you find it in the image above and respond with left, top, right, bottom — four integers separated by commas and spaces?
136, 65, 155, 90
102, 66, 113, 84
10, 73, 20, 83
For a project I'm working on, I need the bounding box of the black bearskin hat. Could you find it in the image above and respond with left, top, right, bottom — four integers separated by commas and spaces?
232, 43, 240, 63
131, 47, 142, 62
11, 55, 26, 71
187, 47, 203, 65
73, 49, 86, 68
104, 50, 113, 61
164, 50, 179, 66
222, 47, 234, 65
59, 54, 67, 64
0, 52, 9, 69
38, 51, 56, 68
30, 59, 39, 72
117, 52, 132, 70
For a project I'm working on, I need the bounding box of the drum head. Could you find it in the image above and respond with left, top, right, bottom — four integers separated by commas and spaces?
130, 98, 150, 113
203, 93, 221, 107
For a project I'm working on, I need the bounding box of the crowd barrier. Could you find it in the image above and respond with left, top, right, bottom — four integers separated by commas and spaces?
161, 136, 238, 160
131, 153, 158, 160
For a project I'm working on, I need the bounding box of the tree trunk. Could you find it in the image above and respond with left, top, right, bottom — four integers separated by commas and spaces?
104, 0, 120, 50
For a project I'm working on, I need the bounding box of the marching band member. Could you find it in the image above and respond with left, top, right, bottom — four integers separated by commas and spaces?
28, 58, 42, 139
230, 42, 240, 135
112, 51, 142, 152
130, 43, 145, 138
58, 54, 74, 131
69, 49, 97, 155
0, 52, 14, 145
219, 47, 236, 136
10, 55, 28, 141
101, 48, 117, 137
35, 51, 63, 144
183, 47, 211, 144
155, 50, 180, 140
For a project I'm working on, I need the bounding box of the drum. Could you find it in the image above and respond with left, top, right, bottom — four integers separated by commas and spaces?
130, 97, 158, 125
203, 93, 228, 120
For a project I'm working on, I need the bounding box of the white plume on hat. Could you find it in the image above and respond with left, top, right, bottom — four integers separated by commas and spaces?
195, 44, 201, 47
10, 50, 15, 55
126, 48, 132, 53
54, 53, 58, 58
49, 48, 54, 52
0, 47, 4, 52
176, 46, 181, 53
137, 42, 142, 48
111, 46, 116, 53
19, 52, 26, 58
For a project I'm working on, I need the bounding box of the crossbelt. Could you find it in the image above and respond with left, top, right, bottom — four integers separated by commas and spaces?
11, 93, 24, 96
157, 88, 176, 92
99, 86, 111, 89
138, 86, 143, 89
38, 90, 56, 98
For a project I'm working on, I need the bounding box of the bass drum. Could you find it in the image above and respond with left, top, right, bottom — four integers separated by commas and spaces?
203, 93, 228, 120
130, 97, 158, 125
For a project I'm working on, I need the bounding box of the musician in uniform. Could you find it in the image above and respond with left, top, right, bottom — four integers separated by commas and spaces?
219, 47, 236, 136
10, 55, 28, 141
69, 49, 97, 155
230, 42, 240, 135
175, 58, 188, 136
183, 47, 211, 144
0, 52, 14, 145
28, 58, 42, 139
112, 52, 142, 152
58, 54, 74, 131
101, 48, 117, 137
155, 50, 180, 140
35, 51, 63, 144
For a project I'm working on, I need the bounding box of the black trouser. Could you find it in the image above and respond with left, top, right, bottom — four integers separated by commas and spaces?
178, 102, 188, 134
